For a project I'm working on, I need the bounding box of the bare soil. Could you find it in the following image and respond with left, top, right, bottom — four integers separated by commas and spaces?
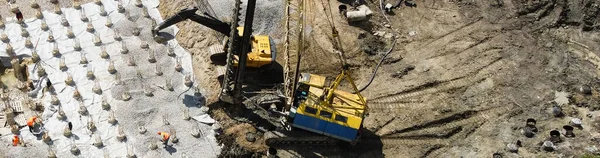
161, 0, 600, 157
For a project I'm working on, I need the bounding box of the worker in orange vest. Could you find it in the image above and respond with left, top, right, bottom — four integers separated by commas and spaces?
157, 132, 170, 145
26, 116, 38, 133
12, 135, 19, 146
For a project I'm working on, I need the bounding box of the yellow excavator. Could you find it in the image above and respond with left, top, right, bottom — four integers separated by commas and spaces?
152, 1, 275, 104
152, 7, 276, 69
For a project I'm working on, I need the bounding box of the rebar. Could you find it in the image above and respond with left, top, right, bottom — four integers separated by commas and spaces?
52, 43, 60, 57
191, 123, 201, 137
74, 39, 82, 51
25, 37, 33, 48
87, 23, 95, 33
41, 21, 49, 31
47, 30, 54, 42
57, 107, 66, 120
42, 132, 52, 143
63, 124, 72, 137
88, 118, 96, 131
148, 50, 156, 63
54, 5, 62, 14
163, 115, 169, 125
21, 28, 29, 37
117, 1, 125, 13
73, 0, 81, 9
184, 74, 193, 87
122, 90, 131, 101
94, 134, 103, 147
47, 147, 56, 158
170, 129, 179, 143
32, 51, 39, 62
138, 125, 146, 134
155, 64, 163, 76
182, 108, 190, 120
121, 42, 129, 54
86, 66, 95, 79
148, 141, 158, 150
5, 44, 13, 54
135, 0, 143, 7
108, 61, 117, 74
37, 64, 46, 77
74, 89, 82, 100
59, 57, 67, 70
140, 41, 148, 49
166, 79, 173, 91
167, 46, 175, 57
100, 47, 110, 59
30, 0, 39, 9
133, 27, 141, 36
61, 16, 69, 27
94, 33, 102, 46
0, 33, 8, 43
65, 74, 74, 86
80, 9, 88, 22
142, 7, 150, 18
70, 144, 79, 155
102, 97, 110, 110
99, 5, 107, 16
108, 110, 117, 124
144, 85, 153, 97
78, 101, 87, 115
106, 17, 113, 27
50, 95, 59, 105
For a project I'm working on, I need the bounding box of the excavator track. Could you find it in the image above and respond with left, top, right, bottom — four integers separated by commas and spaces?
266, 136, 339, 146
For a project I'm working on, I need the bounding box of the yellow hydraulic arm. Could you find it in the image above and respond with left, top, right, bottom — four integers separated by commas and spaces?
320, 0, 366, 110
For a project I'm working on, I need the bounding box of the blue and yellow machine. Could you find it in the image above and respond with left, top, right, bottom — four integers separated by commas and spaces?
288, 71, 368, 143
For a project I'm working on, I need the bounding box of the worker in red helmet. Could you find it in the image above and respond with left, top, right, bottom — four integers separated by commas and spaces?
12, 135, 19, 146
26, 116, 38, 133
157, 131, 170, 145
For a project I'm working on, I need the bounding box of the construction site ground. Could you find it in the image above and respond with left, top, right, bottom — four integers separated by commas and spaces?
1, 0, 599, 157
159, 0, 600, 157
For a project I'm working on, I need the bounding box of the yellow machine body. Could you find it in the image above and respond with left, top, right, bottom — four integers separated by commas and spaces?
290, 73, 367, 142
232, 27, 276, 68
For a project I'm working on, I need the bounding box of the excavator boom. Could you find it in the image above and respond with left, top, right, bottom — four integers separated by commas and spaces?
152, 7, 231, 37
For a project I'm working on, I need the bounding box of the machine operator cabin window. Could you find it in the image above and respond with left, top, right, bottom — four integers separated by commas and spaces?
319, 110, 333, 119
305, 106, 317, 115
334, 115, 348, 123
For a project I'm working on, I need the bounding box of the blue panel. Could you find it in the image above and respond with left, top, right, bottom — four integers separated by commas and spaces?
292, 114, 358, 142
293, 114, 326, 134
323, 122, 358, 142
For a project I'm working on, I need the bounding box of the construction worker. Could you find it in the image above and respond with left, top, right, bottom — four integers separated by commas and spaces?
27, 116, 38, 133
12, 135, 19, 146
157, 131, 170, 145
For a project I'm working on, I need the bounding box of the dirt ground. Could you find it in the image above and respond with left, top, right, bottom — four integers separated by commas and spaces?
160, 0, 600, 157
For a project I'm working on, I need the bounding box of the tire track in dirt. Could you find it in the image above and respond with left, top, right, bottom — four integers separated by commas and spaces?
410, 17, 485, 59
371, 105, 514, 151
425, 34, 498, 60
368, 93, 450, 111
370, 56, 505, 103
